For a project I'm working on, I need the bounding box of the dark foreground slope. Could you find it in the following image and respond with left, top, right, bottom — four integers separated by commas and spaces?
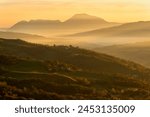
0, 38, 150, 99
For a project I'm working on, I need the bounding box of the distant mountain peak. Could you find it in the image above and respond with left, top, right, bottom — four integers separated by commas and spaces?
16, 20, 28, 25
72, 13, 93, 18
9, 14, 119, 36
10, 19, 61, 30
66, 13, 107, 22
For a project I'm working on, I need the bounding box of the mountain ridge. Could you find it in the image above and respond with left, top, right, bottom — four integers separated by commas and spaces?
65, 13, 108, 23
9, 14, 119, 36
69, 21, 150, 38
0, 31, 49, 42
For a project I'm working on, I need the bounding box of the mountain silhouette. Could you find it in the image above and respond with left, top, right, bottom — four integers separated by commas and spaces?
9, 14, 119, 36
64, 13, 109, 27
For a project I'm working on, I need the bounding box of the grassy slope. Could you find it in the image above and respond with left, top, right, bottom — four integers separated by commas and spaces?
0, 38, 150, 99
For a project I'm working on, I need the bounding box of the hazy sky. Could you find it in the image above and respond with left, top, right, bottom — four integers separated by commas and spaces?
0, 0, 150, 27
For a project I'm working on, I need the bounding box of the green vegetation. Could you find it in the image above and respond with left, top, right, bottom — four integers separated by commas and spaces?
0, 38, 150, 99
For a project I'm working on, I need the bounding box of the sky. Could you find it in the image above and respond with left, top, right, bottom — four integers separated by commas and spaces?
0, 0, 150, 27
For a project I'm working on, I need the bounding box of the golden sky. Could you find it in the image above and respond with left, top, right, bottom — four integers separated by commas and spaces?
0, 0, 150, 27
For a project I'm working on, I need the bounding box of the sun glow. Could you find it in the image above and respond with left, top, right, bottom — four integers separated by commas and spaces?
0, 0, 150, 27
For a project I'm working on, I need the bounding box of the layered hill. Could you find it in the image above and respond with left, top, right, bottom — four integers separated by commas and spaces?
0, 31, 48, 42
9, 14, 119, 36
0, 38, 150, 99
94, 41, 150, 68
70, 21, 150, 38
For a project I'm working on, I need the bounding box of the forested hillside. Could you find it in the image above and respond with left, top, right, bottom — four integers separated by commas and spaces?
0, 38, 150, 99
